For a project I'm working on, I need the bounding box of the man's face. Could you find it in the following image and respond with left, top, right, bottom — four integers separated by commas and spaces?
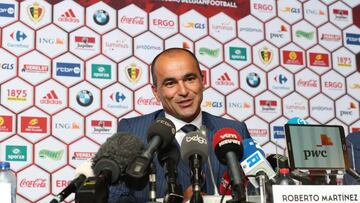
151, 51, 204, 123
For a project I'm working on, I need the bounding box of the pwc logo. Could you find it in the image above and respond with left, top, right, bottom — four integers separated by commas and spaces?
304, 134, 333, 160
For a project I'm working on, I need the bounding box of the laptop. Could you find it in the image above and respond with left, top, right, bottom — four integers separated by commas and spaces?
284, 124, 349, 170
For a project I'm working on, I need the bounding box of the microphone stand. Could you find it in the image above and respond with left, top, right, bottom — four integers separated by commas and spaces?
225, 155, 252, 203
190, 154, 203, 203
147, 163, 161, 203
163, 159, 183, 203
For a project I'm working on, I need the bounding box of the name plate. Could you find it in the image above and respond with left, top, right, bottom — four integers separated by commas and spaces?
273, 185, 360, 203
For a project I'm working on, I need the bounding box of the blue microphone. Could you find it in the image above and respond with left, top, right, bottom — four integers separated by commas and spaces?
240, 138, 276, 187
287, 117, 308, 125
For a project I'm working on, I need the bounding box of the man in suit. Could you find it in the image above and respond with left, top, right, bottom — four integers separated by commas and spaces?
109, 48, 251, 203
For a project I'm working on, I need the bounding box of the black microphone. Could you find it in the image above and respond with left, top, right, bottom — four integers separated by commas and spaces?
181, 130, 208, 203
50, 158, 95, 202
158, 142, 183, 203
266, 154, 289, 173
75, 132, 145, 203
212, 128, 246, 203
125, 118, 176, 190
50, 175, 87, 203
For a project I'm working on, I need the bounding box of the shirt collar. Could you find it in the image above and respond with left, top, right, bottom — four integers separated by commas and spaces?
164, 112, 202, 132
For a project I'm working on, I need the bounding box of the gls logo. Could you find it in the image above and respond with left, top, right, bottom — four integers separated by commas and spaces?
1, 63, 15, 70
185, 134, 207, 144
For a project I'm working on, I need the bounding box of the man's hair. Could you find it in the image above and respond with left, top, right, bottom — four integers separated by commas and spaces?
150, 48, 201, 87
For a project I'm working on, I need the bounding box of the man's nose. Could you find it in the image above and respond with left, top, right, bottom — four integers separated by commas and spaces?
178, 81, 189, 95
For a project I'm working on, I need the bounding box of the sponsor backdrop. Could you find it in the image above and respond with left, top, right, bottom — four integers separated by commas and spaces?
0, 0, 359, 202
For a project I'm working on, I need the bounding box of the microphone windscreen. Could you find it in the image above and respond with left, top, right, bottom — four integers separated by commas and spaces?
93, 158, 120, 184
75, 159, 95, 178
212, 128, 243, 165
266, 154, 289, 172
157, 141, 180, 167
147, 117, 176, 149
180, 131, 208, 165
92, 132, 145, 183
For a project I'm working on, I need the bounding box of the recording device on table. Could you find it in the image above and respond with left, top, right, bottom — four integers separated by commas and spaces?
284, 123, 360, 185
181, 129, 209, 203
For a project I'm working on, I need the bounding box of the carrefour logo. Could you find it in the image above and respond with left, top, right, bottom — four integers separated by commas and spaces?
274, 74, 288, 84
10, 31, 27, 41
0, 3, 15, 18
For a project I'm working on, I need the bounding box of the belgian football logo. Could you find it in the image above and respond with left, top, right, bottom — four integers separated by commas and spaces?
27, 2, 45, 23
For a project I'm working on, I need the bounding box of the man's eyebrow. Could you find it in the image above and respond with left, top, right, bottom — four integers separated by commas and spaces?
184, 73, 198, 78
162, 77, 176, 84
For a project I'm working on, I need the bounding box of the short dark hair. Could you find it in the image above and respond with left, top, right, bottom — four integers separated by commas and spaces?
150, 48, 201, 87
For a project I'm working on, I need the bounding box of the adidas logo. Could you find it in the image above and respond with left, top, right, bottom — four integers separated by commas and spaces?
215, 72, 235, 86
57, 9, 80, 23
43, 90, 58, 100
218, 72, 231, 82
40, 90, 62, 104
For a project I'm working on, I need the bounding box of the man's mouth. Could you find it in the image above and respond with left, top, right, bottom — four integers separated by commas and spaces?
178, 99, 193, 107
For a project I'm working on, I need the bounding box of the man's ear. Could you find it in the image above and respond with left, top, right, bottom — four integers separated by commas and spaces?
151, 84, 160, 101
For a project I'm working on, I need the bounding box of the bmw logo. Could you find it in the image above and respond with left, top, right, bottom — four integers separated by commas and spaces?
93, 9, 109, 26
76, 90, 93, 107
246, 72, 261, 88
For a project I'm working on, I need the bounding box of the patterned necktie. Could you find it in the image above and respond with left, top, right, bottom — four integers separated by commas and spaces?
181, 124, 198, 133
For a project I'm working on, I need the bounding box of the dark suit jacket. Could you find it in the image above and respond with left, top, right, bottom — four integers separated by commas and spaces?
109, 110, 250, 203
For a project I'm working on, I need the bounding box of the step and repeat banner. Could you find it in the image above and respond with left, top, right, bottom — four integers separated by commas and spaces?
0, 0, 359, 202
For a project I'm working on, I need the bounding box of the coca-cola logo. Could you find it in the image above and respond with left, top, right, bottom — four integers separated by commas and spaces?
297, 79, 318, 87
120, 15, 145, 25
20, 178, 47, 188
137, 97, 161, 106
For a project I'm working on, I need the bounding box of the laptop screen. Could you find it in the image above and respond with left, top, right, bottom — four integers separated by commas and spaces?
285, 124, 349, 170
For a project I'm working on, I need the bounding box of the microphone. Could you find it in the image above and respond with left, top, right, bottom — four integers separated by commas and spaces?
75, 132, 144, 202
158, 142, 183, 203
125, 118, 176, 190
240, 139, 276, 188
50, 160, 94, 203
212, 128, 245, 202
181, 130, 208, 203
287, 117, 308, 124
